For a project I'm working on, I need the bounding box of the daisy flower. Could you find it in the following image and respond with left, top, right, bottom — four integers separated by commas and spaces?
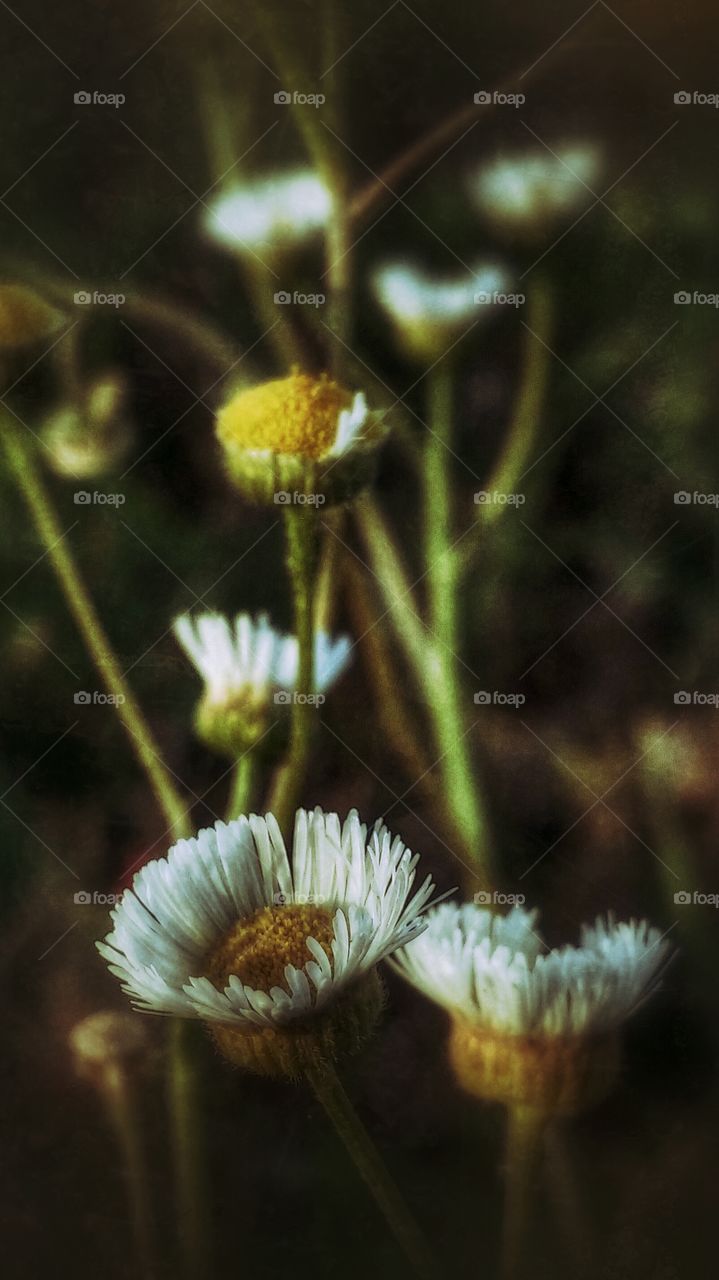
173, 611, 351, 756
472, 144, 601, 234
394, 903, 671, 1114
97, 809, 437, 1077
216, 372, 387, 506
372, 260, 511, 360
203, 169, 333, 255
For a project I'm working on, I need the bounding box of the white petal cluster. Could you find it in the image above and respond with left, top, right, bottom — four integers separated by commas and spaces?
372, 261, 510, 328
97, 810, 437, 1028
394, 902, 671, 1037
473, 145, 600, 225
174, 611, 351, 705
330, 391, 370, 458
203, 170, 333, 252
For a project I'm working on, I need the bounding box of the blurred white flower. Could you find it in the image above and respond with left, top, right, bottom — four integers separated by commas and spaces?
372, 260, 512, 359
472, 144, 601, 231
203, 170, 333, 253
174, 610, 352, 707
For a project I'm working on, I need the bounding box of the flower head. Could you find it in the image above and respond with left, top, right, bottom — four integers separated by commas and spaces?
372, 260, 511, 360
203, 170, 333, 256
174, 610, 351, 755
395, 903, 671, 1113
43, 374, 133, 478
216, 372, 386, 506
472, 144, 601, 235
97, 809, 437, 1077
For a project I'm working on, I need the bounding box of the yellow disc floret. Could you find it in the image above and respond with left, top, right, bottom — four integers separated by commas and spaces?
216, 372, 352, 459
202, 903, 384, 1078
205, 903, 336, 991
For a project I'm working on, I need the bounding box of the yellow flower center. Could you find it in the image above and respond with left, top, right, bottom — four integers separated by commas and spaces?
204, 903, 336, 992
216, 372, 352, 459
0, 284, 62, 350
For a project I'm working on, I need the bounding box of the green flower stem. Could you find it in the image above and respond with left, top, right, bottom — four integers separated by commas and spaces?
225, 749, 257, 821
501, 1104, 546, 1280
1, 413, 189, 839
101, 1063, 159, 1279
305, 1060, 438, 1280
355, 494, 431, 687
269, 501, 319, 833
424, 364, 492, 883
168, 1020, 209, 1280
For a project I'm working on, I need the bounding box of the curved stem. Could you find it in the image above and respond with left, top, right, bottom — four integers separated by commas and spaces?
101, 1064, 159, 1279
502, 1105, 546, 1280
424, 365, 493, 882
306, 1060, 438, 1280
225, 749, 257, 821
1, 413, 190, 839
268, 501, 318, 833
355, 494, 430, 686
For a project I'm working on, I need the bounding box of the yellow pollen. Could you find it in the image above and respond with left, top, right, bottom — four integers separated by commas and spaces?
216, 372, 352, 459
204, 903, 336, 992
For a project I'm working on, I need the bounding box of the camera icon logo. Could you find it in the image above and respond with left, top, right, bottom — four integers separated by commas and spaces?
274, 90, 291, 105
674, 690, 692, 704
474, 691, 492, 704
474, 291, 491, 304
674, 491, 692, 504
74, 490, 92, 504
674, 890, 692, 904
674, 291, 691, 304
474, 890, 493, 905
74, 890, 92, 904
274, 491, 291, 505
74, 91, 92, 105
274, 291, 291, 305
674, 91, 692, 105
74, 691, 92, 704
74, 291, 92, 305
274, 690, 292, 704
473, 90, 492, 105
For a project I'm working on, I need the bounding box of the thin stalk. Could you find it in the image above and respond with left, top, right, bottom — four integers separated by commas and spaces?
168, 1020, 208, 1280
423, 365, 492, 882
355, 494, 431, 687
502, 1104, 546, 1280
101, 1064, 159, 1279
306, 1060, 438, 1280
321, 0, 352, 366
1, 414, 189, 839
268, 501, 319, 833
225, 749, 257, 821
